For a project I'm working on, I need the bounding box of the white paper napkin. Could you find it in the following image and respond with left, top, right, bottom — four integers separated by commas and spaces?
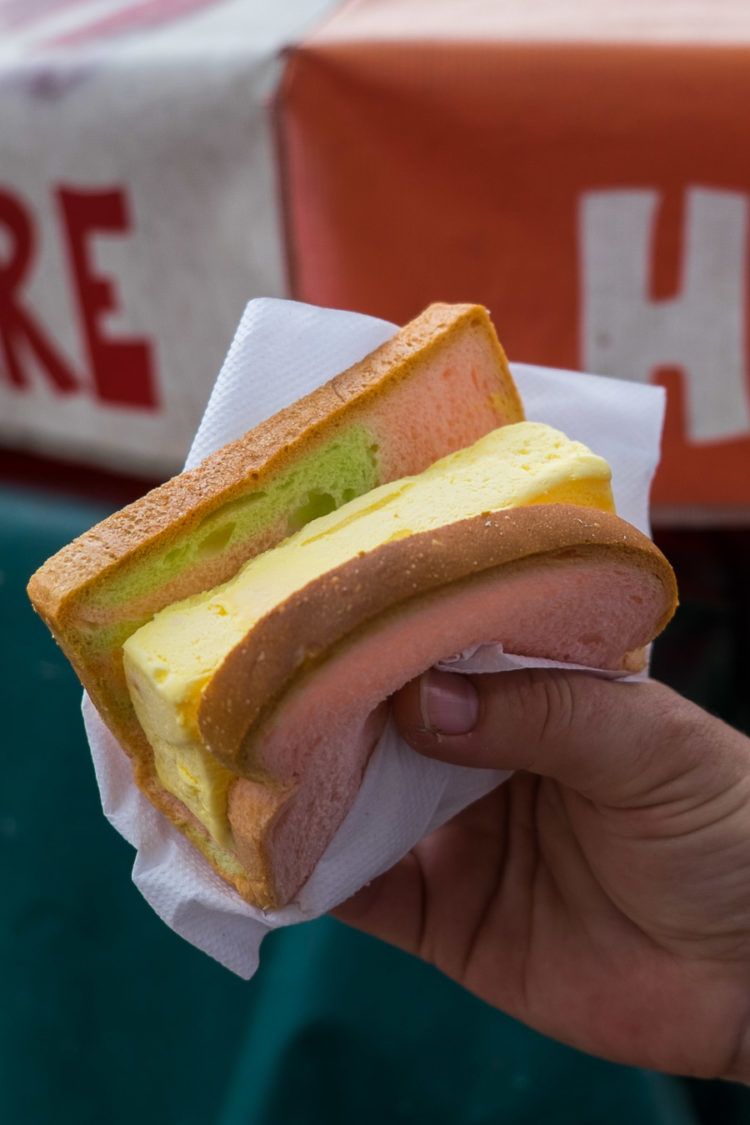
83, 298, 666, 979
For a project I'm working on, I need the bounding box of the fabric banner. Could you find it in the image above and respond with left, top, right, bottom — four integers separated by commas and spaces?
277, 0, 750, 520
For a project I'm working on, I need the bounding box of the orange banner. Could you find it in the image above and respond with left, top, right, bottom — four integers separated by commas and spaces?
278, 3, 750, 519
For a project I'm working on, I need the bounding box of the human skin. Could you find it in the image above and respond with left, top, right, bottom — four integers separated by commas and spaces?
333, 669, 750, 1081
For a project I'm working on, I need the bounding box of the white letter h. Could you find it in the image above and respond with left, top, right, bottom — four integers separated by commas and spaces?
580, 188, 750, 442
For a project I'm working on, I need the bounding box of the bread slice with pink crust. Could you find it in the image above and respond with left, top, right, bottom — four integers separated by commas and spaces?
27, 303, 523, 897
204, 504, 677, 907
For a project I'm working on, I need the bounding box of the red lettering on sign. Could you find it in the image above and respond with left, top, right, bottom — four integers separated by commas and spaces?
57, 186, 158, 409
0, 187, 78, 393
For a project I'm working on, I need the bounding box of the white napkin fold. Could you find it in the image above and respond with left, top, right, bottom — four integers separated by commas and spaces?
83, 298, 666, 979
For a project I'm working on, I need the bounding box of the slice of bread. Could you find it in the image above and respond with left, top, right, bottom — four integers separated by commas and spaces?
200, 504, 678, 907
27, 303, 523, 897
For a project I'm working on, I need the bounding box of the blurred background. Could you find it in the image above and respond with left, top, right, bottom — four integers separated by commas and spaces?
2, 1, 749, 1121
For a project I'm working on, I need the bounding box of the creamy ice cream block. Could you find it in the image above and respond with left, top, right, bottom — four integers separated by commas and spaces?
123, 421, 614, 848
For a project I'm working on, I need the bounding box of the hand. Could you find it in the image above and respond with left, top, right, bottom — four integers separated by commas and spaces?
333, 669, 750, 1080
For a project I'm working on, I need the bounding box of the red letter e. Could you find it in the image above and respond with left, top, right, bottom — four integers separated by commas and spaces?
57, 186, 158, 409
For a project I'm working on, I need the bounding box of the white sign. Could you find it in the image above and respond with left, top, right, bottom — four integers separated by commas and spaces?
580, 187, 750, 443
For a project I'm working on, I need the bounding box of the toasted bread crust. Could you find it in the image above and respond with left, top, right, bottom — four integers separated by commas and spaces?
200, 504, 677, 776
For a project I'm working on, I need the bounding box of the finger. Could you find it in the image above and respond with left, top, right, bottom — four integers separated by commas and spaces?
392, 669, 747, 810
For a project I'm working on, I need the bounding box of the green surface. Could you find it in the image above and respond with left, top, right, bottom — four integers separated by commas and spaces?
1, 484, 745, 1124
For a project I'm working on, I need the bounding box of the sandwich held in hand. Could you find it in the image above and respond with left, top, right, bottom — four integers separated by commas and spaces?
27, 303, 677, 911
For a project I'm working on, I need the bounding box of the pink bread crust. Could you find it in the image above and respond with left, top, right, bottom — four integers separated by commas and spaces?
26, 302, 522, 905
202, 504, 678, 908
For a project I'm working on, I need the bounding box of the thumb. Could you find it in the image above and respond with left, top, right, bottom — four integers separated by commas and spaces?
391, 669, 738, 808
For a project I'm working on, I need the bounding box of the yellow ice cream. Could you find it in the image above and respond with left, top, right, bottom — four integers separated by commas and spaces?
123, 421, 615, 846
